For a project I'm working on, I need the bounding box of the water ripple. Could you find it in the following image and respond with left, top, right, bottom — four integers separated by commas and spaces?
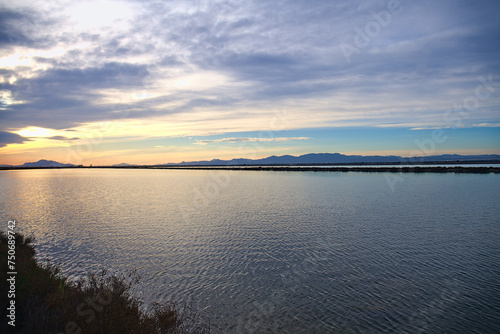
1, 169, 499, 332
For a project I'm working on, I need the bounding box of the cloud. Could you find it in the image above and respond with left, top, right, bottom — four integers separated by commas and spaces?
0, 131, 30, 147
0, 0, 499, 140
46, 136, 79, 141
3, 62, 150, 130
0, 8, 39, 47
473, 123, 500, 128
195, 137, 310, 145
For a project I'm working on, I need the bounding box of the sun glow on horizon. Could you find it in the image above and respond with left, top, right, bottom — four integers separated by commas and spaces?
17, 127, 54, 138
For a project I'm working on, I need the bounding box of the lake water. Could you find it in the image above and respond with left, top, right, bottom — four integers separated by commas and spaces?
1, 169, 499, 333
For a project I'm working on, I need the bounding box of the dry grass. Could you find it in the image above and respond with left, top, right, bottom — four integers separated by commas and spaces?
0, 231, 203, 334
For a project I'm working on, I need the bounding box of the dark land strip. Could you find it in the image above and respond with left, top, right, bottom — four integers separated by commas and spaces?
2, 165, 500, 173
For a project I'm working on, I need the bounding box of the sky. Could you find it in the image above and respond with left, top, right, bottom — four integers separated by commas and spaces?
0, 0, 499, 165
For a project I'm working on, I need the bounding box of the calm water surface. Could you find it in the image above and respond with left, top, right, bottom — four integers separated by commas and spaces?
1, 169, 499, 333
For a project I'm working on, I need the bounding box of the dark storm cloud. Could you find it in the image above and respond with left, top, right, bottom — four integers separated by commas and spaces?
4, 62, 150, 129
28, 62, 149, 90
0, 9, 34, 46
0, 131, 30, 147
0, 6, 57, 48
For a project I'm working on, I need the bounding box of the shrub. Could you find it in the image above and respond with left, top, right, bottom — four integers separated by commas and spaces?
0, 231, 186, 334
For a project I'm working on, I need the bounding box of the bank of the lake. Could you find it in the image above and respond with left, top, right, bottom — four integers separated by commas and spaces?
0, 231, 192, 334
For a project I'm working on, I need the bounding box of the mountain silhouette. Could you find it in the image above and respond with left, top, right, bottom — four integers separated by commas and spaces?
169, 153, 500, 166
3, 154, 500, 168
20, 159, 75, 167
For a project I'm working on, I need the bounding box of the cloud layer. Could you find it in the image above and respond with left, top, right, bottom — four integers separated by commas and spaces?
0, 130, 30, 147
195, 136, 309, 145
0, 0, 499, 162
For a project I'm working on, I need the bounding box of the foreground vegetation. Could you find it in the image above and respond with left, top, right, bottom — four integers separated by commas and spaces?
0, 232, 191, 333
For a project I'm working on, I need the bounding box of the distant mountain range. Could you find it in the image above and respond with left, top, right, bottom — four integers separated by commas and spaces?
2, 154, 500, 168
0, 159, 76, 168
112, 163, 138, 167
166, 153, 500, 166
